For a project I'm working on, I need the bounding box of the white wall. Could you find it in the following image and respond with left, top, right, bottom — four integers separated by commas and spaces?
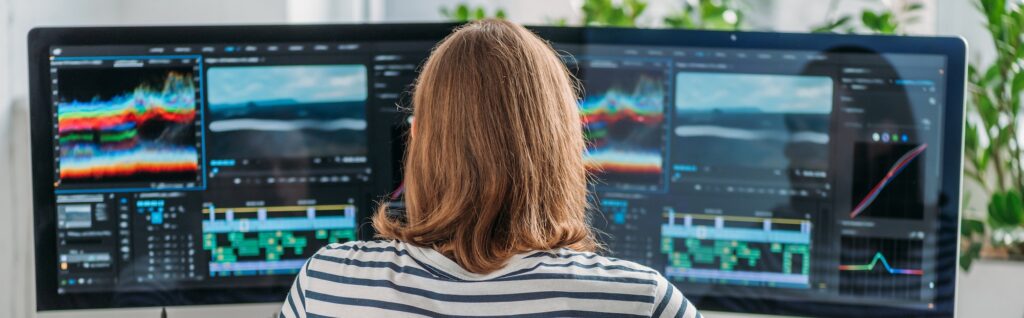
0, 1, 290, 317
1, 0, 16, 316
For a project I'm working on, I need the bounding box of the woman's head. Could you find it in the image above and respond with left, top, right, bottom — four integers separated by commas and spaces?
373, 19, 597, 273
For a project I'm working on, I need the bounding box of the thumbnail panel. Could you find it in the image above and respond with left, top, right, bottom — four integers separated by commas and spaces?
581, 64, 668, 192
55, 67, 201, 190
672, 72, 832, 185
206, 65, 369, 160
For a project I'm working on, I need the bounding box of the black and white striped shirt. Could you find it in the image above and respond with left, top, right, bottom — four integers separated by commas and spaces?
280, 240, 700, 317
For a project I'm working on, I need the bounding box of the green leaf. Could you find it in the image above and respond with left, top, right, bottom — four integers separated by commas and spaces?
979, 144, 991, 173
1013, 70, 1024, 96
664, 11, 696, 29
981, 0, 1006, 29
1010, 190, 1024, 225
988, 190, 1024, 228
965, 120, 979, 154
960, 242, 983, 271
456, 4, 470, 21
812, 15, 852, 33
862, 11, 880, 29
962, 218, 986, 236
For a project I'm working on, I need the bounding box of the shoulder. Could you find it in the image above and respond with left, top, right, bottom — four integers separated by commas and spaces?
526, 249, 700, 318
305, 239, 415, 271
519, 248, 663, 291
524, 248, 662, 277
311, 239, 409, 260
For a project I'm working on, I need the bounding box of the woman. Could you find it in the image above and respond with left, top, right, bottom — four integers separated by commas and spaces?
281, 19, 699, 318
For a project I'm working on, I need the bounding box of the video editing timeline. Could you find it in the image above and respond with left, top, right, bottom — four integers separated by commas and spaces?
580, 44, 945, 308
660, 211, 812, 288
48, 42, 429, 294
202, 199, 358, 276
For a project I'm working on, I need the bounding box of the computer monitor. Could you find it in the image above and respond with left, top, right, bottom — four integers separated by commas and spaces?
28, 24, 966, 317
565, 29, 965, 317
27, 23, 460, 311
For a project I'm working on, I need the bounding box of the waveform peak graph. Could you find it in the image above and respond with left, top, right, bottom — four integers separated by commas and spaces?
580, 67, 668, 192
839, 251, 924, 276
55, 66, 201, 190
839, 236, 924, 300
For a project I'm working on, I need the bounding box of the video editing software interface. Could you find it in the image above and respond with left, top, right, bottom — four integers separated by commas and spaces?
45, 37, 948, 310
569, 44, 946, 310
47, 41, 427, 294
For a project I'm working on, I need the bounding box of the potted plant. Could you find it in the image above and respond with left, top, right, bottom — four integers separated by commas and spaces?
960, 0, 1024, 270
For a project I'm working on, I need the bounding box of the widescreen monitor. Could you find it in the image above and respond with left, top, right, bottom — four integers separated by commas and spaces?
27, 24, 965, 317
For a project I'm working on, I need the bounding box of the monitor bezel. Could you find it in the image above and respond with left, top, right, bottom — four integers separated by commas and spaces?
28, 24, 965, 316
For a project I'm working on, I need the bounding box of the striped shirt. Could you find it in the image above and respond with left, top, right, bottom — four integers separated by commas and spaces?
280, 240, 700, 317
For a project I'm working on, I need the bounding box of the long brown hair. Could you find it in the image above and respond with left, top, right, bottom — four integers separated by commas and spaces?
372, 19, 597, 274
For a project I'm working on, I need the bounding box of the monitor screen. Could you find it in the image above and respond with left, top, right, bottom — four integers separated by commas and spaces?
28, 25, 964, 317
39, 37, 433, 301
564, 39, 959, 315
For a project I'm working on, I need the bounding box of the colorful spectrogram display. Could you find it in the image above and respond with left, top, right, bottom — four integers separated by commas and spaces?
56, 70, 199, 185
581, 69, 666, 191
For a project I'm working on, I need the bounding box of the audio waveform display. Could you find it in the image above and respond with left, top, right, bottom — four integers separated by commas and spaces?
55, 68, 200, 188
839, 236, 924, 299
838, 251, 924, 276
581, 67, 667, 192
